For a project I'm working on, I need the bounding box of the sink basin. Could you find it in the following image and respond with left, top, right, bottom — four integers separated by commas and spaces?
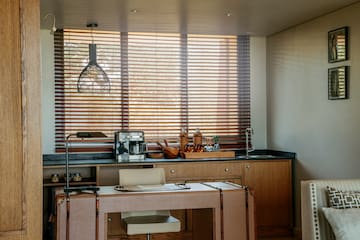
236, 154, 275, 159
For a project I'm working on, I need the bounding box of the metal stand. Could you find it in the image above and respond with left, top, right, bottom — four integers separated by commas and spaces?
64, 132, 106, 240
64, 133, 100, 195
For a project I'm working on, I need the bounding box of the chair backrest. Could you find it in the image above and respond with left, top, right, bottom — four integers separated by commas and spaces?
301, 179, 360, 240
119, 168, 168, 219
119, 168, 166, 186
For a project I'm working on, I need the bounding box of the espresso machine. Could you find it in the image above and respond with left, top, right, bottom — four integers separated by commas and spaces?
114, 131, 146, 162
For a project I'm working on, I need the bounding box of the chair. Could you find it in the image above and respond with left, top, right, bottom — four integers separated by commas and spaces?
118, 168, 181, 240
301, 179, 360, 240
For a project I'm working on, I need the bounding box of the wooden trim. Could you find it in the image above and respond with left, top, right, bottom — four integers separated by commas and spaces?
0, 230, 28, 238
0, 0, 41, 238
20, 0, 42, 238
0, 0, 23, 233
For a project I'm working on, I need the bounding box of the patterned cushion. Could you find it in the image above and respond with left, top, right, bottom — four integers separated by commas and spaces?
327, 186, 360, 209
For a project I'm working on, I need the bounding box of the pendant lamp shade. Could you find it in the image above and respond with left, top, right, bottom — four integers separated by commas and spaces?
77, 24, 110, 93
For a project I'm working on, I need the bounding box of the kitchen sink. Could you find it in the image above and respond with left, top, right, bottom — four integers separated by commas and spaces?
236, 154, 276, 159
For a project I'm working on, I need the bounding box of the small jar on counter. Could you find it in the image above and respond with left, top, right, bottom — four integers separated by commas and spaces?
51, 174, 59, 183
179, 127, 188, 153
193, 128, 203, 145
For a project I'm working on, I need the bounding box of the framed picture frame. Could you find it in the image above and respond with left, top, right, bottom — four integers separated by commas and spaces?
328, 26, 348, 63
328, 66, 349, 100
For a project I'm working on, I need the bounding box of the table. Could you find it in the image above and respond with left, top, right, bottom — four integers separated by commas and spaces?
55, 182, 253, 240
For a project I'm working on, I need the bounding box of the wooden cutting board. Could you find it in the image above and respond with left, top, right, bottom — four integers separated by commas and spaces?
183, 151, 235, 159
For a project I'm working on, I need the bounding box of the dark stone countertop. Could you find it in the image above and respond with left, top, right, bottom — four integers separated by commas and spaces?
43, 149, 296, 167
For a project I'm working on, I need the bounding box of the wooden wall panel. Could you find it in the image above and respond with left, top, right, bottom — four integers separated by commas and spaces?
0, 0, 42, 239
21, 0, 42, 238
0, 0, 23, 232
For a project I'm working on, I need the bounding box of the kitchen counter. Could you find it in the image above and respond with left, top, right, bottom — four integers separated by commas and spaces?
43, 149, 296, 166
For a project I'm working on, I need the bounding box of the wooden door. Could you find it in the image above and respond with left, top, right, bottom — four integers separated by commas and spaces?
0, 0, 42, 239
243, 160, 292, 236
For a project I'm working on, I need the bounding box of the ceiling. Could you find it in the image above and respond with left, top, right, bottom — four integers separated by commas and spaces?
40, 0, 359, 36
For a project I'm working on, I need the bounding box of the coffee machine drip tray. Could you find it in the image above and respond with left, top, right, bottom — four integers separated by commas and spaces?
117, 154, 146, 162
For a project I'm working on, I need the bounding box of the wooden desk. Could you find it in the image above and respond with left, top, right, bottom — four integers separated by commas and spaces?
55, 182, 253, 240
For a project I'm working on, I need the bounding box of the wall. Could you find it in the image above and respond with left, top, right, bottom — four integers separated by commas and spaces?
251, 37, 267, 150
41, 30, 55, 154
40, 33, 268, 153
267, 2, 360, 229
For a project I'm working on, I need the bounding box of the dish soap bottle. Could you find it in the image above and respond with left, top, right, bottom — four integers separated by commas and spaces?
193, 128, 203, 146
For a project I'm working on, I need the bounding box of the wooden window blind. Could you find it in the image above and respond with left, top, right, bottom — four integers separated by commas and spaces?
54, 29, 250, 152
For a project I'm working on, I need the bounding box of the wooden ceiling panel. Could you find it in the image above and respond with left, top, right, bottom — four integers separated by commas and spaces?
40, 0, 359, 36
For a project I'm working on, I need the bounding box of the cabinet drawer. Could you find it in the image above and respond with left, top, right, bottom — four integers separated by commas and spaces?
157, 162, 242, 181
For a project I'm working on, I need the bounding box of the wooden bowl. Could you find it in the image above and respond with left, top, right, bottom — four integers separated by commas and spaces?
148, 153, 164, 159
156, 140, 179, 159
164, 147, 179, 159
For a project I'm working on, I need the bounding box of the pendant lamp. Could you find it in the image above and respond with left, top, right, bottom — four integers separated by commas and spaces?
77, 23, 110, 93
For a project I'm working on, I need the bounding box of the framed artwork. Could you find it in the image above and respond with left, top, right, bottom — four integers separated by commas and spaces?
328, 66, 348, 100
328, 27, 348, 63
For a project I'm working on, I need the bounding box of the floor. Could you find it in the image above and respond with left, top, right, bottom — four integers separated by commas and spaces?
259, 237, 300, 240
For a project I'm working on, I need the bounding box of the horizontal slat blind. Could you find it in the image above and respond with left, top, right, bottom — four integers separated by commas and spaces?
54, 30, 250, 152
187, 34, 242, 146
126, 32, 182, 139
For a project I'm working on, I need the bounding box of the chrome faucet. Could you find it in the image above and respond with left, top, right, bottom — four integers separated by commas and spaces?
245, 127, 254, 157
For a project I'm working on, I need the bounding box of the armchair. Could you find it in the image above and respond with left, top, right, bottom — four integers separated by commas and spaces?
301, 179, 360, 240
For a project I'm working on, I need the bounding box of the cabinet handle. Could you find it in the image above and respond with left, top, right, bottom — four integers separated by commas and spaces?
224, 168, 229, 172
108, 217, 112, 222
170, 169, 175, 173
246, 165, 250, 169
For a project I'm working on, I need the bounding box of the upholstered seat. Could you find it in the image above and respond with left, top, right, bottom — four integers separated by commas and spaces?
301, 179, 360, 240
119, 168, 181, 239
123, 214, 180, 235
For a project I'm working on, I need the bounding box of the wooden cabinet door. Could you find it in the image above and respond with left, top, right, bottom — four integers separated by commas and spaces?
0, 0, 41, 239
243, 160, 292, 237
